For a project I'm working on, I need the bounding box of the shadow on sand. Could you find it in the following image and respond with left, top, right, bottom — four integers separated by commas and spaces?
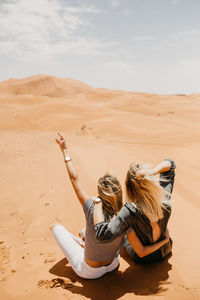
49, 251, 172, 300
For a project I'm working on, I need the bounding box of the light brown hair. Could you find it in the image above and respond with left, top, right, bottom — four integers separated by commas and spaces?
98, 173, 123, 219
125, 163, 164, 223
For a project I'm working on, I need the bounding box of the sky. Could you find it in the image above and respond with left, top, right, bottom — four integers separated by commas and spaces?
0, 0, 200, 94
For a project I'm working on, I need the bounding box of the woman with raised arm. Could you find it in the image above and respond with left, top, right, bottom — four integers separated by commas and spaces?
51, 133, 170, 279
94, 159, 176, 263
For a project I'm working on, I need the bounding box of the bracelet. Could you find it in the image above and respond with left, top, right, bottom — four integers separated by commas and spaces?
64, 154, 71, 162
94, 197, 102, 204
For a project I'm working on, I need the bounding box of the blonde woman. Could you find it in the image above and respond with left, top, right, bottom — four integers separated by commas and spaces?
51, 133, 170, 279
94, 159, 176, 263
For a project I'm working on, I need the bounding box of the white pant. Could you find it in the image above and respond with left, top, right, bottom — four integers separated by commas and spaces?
51, 224, 119, 279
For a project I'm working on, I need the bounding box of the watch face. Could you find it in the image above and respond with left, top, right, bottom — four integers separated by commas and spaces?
65, 155, 71, 162
95, 197, 101, 203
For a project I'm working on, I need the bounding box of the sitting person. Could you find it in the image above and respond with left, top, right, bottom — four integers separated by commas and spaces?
94, 159, 176, 263
52, 133, 170, 279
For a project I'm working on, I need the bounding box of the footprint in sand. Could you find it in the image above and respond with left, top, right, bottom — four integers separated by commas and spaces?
0, 243, 10, 281
39, 193, 46, 198
44, 252, 56, 263
20, 217, 25, 226
37, 278, 73, 289
9, 211, 18, 217
77, 124, 93, 135
44, 258, 56, 263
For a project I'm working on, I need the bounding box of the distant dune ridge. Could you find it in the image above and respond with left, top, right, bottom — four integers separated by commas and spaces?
1, 74, 200, 99
0, 75, 92, 97
0, 74, 128, 95
0, 74, 200, 300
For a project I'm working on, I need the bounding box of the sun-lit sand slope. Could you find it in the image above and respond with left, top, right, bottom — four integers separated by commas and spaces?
0, 75, 200, 300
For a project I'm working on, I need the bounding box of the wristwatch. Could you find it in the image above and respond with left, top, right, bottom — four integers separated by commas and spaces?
64, 154, 71, 162
94, 197, 102, 204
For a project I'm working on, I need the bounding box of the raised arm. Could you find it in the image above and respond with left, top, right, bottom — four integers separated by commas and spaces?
55, 132, 89, 206
127, 228, 169, 258
151, 160, 173, 175
137, 159, 174, 179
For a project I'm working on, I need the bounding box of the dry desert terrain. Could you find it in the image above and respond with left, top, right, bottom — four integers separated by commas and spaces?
0, 75, 200, 299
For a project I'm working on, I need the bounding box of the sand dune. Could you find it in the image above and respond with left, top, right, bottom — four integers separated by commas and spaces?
0, 75, 91, 97
0, 75, 200, 300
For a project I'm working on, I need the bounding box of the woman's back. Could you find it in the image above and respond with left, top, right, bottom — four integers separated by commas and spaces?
151, 222, 161, 242
84, 198, 124, 262
122, 201, 172, 262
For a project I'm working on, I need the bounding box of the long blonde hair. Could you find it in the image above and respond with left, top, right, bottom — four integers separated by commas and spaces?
125, 163, 165, 223
98, 173, 123, 220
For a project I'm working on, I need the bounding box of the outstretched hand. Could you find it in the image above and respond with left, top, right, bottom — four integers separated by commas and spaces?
55, 132, 67, 152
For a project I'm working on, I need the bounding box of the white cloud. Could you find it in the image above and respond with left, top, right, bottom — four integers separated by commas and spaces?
0, 0, 111, 60
172, 0, 178, 5
161, 30, 200, 49
132, 36, 157, 42
123, 9, 131, 16
81, 60, 135, 90
80, 57, 200, 94
110, 0, 120, 7
175, 59, 200, 93
170, 30, 199, 41
150, 30, 200, 52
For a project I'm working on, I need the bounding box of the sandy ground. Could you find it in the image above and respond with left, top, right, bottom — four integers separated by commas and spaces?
0, 75, 200, 300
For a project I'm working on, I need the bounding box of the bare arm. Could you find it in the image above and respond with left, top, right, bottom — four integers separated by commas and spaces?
151, 160, 172, 175
93, 200, 170, 255
127, 229, 169, 258
137, 159, 173, 179
93, 201, 104, 225
55, 132, 89, 206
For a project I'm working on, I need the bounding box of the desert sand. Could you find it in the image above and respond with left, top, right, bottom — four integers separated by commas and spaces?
0, 75, 200, 300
